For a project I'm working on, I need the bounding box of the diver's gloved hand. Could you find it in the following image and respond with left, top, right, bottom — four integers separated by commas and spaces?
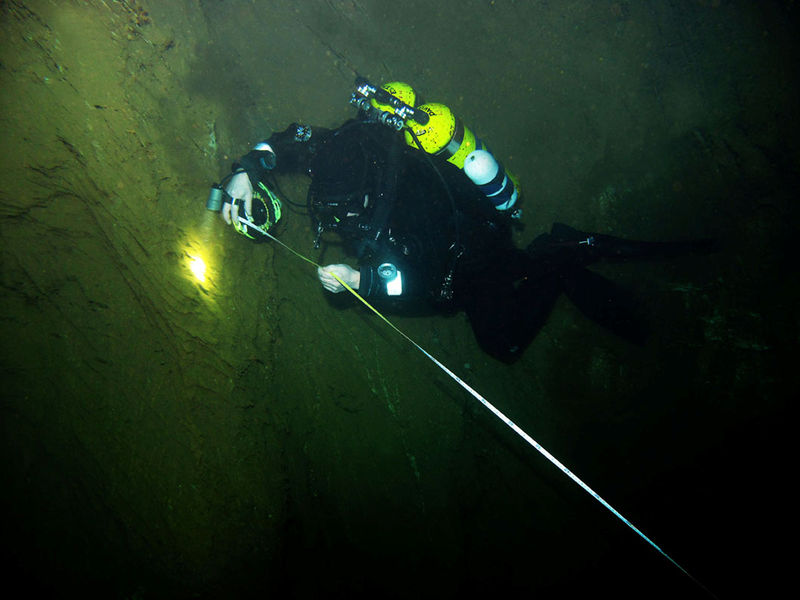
223, 141, 276, 225
222, 171, 253, 225
318, 264, 360, 293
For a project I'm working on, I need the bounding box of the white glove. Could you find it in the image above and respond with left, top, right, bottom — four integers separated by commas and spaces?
318, 264, 360, 293
222, 171, 254, 225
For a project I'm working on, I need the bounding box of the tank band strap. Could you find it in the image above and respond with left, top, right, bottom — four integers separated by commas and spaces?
437, 118, 465, 159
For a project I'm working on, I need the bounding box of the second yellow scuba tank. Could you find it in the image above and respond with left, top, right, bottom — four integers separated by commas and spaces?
404, 102, 477, 168
352, 79, 521, 214
404, 102, 520, 213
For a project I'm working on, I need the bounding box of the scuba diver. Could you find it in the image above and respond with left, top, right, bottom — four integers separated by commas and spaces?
211, 79, 713, 364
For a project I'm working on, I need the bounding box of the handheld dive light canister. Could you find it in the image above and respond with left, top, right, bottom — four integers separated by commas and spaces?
405, 103, 519, 211
206, 183, 224, 212
463, 149, 519, 211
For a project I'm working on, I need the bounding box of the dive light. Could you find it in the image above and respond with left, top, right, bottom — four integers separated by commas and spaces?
206, 183, 224, 212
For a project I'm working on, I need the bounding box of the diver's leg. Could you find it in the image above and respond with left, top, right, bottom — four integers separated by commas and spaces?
561, 267, 649, 345
464, 270, 562, 364
549, 222, 717, 261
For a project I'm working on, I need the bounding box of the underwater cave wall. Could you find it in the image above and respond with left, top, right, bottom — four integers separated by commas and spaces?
0, 1, 289, 593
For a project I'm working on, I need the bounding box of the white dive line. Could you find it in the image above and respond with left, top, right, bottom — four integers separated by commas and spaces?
244, 218, 715, 598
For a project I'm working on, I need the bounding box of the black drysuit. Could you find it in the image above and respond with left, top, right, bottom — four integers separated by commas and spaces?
235, 120, 711, 363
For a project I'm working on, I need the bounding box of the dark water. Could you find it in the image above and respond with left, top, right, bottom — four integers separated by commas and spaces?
1, 1, 796, 598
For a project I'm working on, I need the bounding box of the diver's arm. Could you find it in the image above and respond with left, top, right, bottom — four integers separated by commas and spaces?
356, 260, 412, 299
236, 123, 330, 178
221, 142, 275, 225
317, 261, 413, 300
222, 123, 328, 224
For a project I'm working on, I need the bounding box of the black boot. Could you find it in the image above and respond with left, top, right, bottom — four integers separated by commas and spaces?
589, 234, 717, 260
549, 223, 717, 261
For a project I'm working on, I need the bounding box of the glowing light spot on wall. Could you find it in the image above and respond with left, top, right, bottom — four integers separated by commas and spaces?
188, 254, 207, 283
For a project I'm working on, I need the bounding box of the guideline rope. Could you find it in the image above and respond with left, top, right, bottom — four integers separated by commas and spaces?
243, 218, 715, 597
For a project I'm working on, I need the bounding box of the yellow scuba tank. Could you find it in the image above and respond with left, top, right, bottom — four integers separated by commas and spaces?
404, 103, 477, 168
405, 102, 520, 212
